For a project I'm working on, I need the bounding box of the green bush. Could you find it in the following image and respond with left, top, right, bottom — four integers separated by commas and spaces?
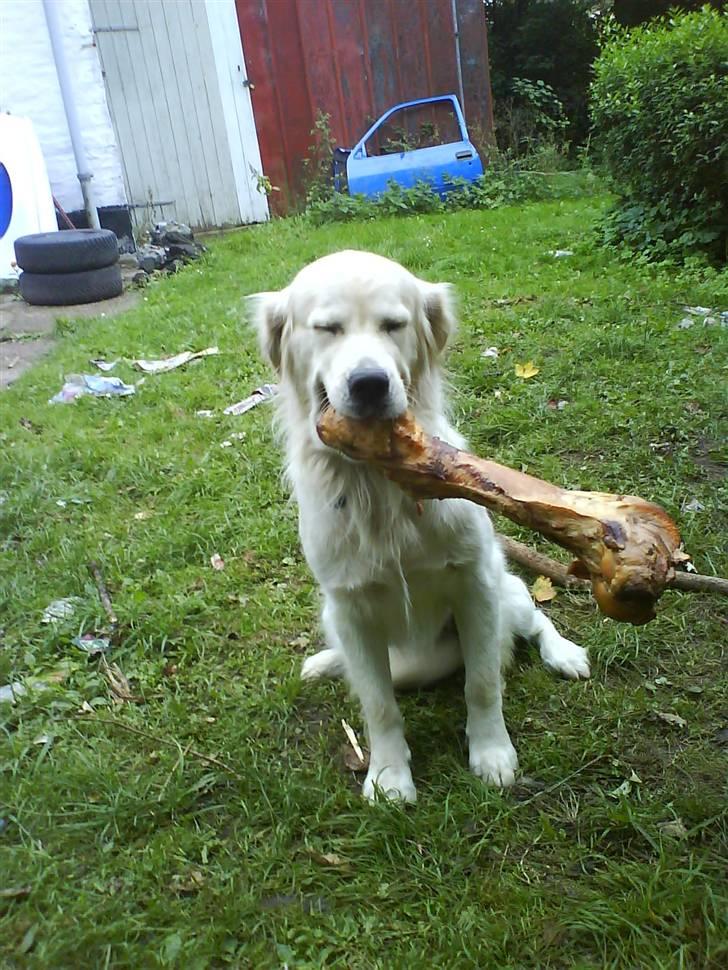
590, 6, 728, 261
304, 158, 601, 226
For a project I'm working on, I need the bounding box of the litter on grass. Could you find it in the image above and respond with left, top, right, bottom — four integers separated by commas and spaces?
551, 249, 574, 258
676, 306, 728, 329
73, 633, 112, 656
0, 682, 27, 704
50, 375, 136, 404
90, 358, 119, 372
133, 346, 219, 373
0, 664, 73, 704
42, 597, 81, 623
224, 383, 278, 415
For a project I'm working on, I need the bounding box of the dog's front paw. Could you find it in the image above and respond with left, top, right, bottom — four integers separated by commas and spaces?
541, 636, 590, 680
363, 763, 417, 803
469, 740, 518, 788
301, 648, 345, 681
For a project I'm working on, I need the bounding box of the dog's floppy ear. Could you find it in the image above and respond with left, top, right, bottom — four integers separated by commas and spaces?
248, 289, 289, 371
421, 281, 457, 355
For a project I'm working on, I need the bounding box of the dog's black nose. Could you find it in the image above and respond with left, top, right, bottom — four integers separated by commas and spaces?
347, 366, 390, 412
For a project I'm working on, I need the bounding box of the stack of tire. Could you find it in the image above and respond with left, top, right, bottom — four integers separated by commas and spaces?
14, 229, 123, 306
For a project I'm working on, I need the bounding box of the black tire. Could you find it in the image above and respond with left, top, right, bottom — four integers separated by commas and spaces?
19, 264, 123, 306
14, 229, 119, 274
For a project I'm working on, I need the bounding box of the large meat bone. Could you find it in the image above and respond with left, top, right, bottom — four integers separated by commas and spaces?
317, 409, 686, 625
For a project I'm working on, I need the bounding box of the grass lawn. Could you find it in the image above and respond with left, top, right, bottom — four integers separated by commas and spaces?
1, 196, 727, 969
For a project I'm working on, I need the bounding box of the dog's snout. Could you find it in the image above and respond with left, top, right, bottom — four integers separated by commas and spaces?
347, 366, 390, 412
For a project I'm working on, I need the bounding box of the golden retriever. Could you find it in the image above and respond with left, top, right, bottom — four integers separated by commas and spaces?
251, 250, 589, 802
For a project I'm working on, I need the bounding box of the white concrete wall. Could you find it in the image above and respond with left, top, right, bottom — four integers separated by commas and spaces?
0, 0, 127, 212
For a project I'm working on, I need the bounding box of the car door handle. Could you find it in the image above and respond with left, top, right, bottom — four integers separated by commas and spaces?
455, 150, 473, 159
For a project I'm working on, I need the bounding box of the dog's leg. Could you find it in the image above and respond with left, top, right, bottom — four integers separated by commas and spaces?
502, 574, 590, 680
452, 567, 518, 787
324, 595, 416, 803
301, 648, 346, 681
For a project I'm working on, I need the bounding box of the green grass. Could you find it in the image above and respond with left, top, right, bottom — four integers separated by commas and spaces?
1, 197, 727, 969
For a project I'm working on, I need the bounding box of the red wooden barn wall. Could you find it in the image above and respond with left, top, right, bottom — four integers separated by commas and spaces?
235, 0, 493, 206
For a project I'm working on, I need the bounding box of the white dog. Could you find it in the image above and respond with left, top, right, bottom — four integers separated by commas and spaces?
252, 250, 589, 803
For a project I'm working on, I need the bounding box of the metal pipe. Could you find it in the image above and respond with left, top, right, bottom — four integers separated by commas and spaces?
42, 0, 100, 228
451, 0, 466, 119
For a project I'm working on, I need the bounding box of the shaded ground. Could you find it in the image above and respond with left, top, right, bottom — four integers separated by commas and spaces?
0, 263, 141, 388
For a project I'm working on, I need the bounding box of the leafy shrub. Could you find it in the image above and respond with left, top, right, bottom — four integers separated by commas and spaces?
590, 7, 728, 261
495, 77, 570, 157
304, 158, 600, 226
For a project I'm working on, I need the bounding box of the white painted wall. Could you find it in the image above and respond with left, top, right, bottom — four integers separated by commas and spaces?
0, 0, 127, 212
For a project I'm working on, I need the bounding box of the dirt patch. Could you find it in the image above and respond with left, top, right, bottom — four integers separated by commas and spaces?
692, 436, 727, 481
0, 338, 56, 389
0, 266, 141, 389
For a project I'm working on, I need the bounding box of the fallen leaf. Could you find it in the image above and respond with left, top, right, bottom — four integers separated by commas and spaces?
133, 510, 153, 521
19, 418, 42, 434
609, 779, 633, 798
100, 657, 139, 703
19, 923, 39, 954
656, 711, 687, 729
0, 885, 31, 899
515, 361, 540, 379
170, 869, 205, 894
342, 742, 369, 772
210, 553, 225, 571
308, 850, 349, 869
532, 575, 557, 603
658, 818, 688, 839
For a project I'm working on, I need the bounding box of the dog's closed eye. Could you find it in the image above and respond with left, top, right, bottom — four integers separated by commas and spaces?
314, 322, 344, 336
382, 318, 406, 334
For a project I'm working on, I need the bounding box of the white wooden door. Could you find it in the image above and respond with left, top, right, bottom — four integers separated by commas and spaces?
89, 0, 268, 230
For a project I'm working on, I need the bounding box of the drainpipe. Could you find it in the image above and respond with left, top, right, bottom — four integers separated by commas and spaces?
42, 0, 100, 228
451, 0, 466, 119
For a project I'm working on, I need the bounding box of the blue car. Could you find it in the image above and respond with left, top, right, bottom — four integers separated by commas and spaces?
345, 95, 483, 200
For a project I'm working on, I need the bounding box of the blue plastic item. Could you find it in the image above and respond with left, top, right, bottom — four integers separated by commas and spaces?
346, 95, 483, 199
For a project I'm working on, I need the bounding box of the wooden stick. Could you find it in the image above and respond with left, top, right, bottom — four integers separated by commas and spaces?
88, 560, 117, 626
499, 534, 728, 597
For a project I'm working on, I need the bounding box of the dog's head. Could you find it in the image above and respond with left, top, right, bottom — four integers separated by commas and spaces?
250, 250, 455, 427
